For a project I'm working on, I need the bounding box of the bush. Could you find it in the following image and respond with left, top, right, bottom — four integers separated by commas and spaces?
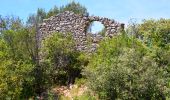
85, 34, 169, 100
42, 33, 86, 86
73, 92, 96, 100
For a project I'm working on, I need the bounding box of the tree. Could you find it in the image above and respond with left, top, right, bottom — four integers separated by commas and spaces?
0, 2, 89, 98
27, 8, 46, 26
126, 19, 140, 38
133, 19, 170, 77
60, 1, 88, 15
42, 33, 86, 86
127, 19, 170, 72
0, 17, 36, 99
137, 19, 170, 48
24, 2, 89, 96
46, 6, 59, 18
0, 16, 22, 31
85, 34, 169, 99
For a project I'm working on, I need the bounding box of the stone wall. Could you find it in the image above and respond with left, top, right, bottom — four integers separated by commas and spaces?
38, 11, 124, 51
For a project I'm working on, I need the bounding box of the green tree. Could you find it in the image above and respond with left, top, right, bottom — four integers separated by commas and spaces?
60, 1, 88, 15
27, 8, 46, 26
127, 19, 170, 84
85, 34, 169, 99
46, 6, 59, 18
0, 17, 36, 99
25, 2, 89, 96
0, 2, 89, 98
137, 19, 170, 48
42, 33, 86, 86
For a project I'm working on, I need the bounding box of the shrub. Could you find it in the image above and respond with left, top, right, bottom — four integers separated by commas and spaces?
42, 33, 86, 86
85, 34, 169, 99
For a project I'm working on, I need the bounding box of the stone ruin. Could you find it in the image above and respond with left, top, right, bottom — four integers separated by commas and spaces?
38, 11, 124, 52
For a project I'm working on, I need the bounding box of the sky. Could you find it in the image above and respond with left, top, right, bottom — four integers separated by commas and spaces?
0, 0, 170, 32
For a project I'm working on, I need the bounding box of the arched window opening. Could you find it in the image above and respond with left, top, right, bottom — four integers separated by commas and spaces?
87, 21, 105, 36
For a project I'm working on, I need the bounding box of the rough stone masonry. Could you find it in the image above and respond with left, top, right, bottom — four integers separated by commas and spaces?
38, 11, 124, 52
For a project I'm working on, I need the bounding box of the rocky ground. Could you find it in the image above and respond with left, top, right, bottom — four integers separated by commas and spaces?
52, 85, 88, 100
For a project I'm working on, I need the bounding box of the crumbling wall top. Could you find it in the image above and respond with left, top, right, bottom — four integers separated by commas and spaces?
38, 11, 124, 51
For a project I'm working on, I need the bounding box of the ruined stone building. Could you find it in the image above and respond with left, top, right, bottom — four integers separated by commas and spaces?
38, 11, 124, 52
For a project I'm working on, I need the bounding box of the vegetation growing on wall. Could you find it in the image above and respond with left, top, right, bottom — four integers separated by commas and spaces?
0, 1, 170, 100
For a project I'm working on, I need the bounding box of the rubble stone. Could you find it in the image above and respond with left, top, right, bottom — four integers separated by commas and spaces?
38, 11, 124, 53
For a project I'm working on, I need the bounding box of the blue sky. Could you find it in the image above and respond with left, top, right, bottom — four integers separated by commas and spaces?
0, 0, 170, 32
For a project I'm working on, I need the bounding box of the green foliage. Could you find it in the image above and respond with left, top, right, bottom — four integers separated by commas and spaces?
0, 17, 36, 99
0, 2, 88, 99
0, 58, 35, 99
46, 6, 59, 18
27, 1, 88, 26
73, 92, 96, 100
136, 19, 170, 68
1, 2, 170, 100
60, 1, 88, 15
85, 34, 169, 99
75, 78, 87, 87
42, 33, 85, 86
138, 19, 170, 48
27, 8, 46, 26
98, 28, 106, 36
0, 16, 22, 31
